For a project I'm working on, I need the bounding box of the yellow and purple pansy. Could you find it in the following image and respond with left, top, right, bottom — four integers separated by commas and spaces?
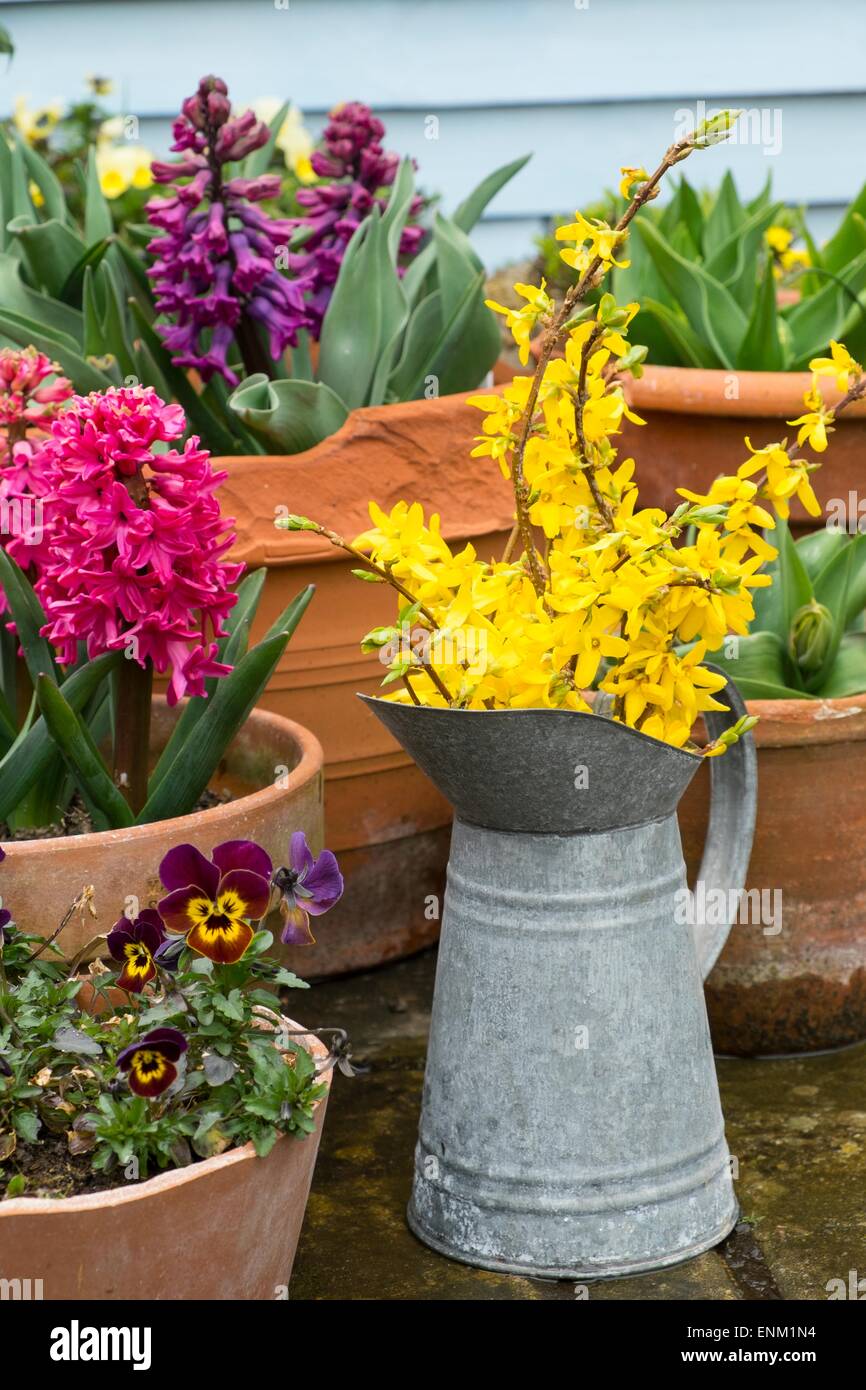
106, 909, 167, 993
116, 1026, 188, 1098
157, 840, 273, 964
272, 831, 344, 945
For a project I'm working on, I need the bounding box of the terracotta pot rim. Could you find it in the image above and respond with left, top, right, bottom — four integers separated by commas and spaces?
0, 701, 323, 859
624, 364, 866, 420
210, 475, 512, 570
0, 1019, 330, 1216
746, 691, 866, 747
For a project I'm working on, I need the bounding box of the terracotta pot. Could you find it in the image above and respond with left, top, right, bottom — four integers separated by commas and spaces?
0, 700, 324, 960
619, 366, 866, 532
0, 1021, 330, 1299
213, 389, 515, 976
679, 694, 866, 1055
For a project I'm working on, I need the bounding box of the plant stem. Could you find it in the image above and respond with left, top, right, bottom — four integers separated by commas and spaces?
510, 135, 696, 597
234, 313, 275, 381
113, 658, 153, 816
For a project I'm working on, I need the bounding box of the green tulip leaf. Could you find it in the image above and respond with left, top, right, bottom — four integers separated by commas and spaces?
228, 373, 349, 453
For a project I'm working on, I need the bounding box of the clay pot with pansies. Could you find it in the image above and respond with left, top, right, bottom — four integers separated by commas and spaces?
679, 694, 866, 1055
0, 1020, 329, 1300
0, 699, 323, 961
211, 388, 515, 977
618, 367, 866, 534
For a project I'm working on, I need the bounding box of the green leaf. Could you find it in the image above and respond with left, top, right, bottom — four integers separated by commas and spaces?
635, 218, 747, 369
242, 101, 289, 179
638, 297, 719, 369
36, 675, 134, 831
821, 181, 866, 275
452, 153, 531, 235
227, 373, 349, 453
380, 157, 416, 264
7, 215, 85, 301
794, 527, 849, 581
785, 247, 866, 366
745, 172, 773, 216
816, 633, 866, 697
705, 201, 783, 313
704, 630, 800, 693
0, 653, 120, 821
702, 171, 746, 260
13, 1111, 40, 1144
0, 25, 14, 57
17, 138, 69, 226
135, 630, 291, 825
59, 235, 113, 307
84, 147, 113, 244
147, 568, 267, 794
0, 548, 59, 688
736, 257, 785, 371
0, 250, 85, 342
804, 542, 855, 691
0, 307, 111, 394
750, 518, 814, 644
319, 210, 409, 409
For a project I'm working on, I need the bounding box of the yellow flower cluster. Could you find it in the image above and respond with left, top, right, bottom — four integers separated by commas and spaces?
309, 127, 863, 756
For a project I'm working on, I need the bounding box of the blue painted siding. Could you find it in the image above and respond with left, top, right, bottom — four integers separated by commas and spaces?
2, 0, 864, 265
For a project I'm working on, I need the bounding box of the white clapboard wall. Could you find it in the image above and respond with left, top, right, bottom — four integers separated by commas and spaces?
1, 0, 864, 267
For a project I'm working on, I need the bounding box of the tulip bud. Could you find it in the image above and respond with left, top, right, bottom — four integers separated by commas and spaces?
789, 600, 833, 675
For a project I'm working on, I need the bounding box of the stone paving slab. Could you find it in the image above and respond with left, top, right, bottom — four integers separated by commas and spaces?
291, 949, 866, 1301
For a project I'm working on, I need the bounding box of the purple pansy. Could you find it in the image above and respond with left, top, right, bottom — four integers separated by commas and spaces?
117, 1027, 188, 1098
106, 909, 168, 994
272, 832, 343, 945
157, 840, 273, 964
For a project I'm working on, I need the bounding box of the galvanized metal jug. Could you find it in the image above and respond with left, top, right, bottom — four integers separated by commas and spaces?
361, 671, 756, 1279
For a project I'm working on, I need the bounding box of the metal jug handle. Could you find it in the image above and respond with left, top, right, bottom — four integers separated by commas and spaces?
690, 667, 758, 980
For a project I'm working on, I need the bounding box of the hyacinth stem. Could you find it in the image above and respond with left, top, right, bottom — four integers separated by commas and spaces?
114, 657, 153, 816
234, 313, 275, 381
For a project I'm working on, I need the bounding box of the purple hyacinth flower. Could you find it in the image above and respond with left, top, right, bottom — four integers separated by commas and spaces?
146, 75, 315, 385
289, 101, 424, 338
273, 831, 343, 945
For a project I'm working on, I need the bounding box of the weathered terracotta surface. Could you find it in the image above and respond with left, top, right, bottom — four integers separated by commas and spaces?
680, 695, 866, 1055
620, 367, 866, 531
0, 1022, 330, 1300
0, 701, 324, 959
213, 389, 514, 976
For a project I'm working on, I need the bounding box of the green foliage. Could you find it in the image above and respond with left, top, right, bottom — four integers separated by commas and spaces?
540, 173, 866, 371
708, 521, 866, 699
0, 554, 313, 831
229, 154, 530, 451
0, 919, 327, 1193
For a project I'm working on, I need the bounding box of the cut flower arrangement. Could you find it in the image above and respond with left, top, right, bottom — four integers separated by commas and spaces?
281, 113, 866, 752
0, 831, 344, 1197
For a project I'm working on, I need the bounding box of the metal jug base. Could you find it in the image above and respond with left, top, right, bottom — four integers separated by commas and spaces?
407, 1197, 739, 1281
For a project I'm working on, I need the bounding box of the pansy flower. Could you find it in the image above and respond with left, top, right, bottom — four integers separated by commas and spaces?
272, 832, 343, 945
158, 840, 272, 964
0, 906, 12, 950
117, 1027, 188, 1098
106, 909, 167, 993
